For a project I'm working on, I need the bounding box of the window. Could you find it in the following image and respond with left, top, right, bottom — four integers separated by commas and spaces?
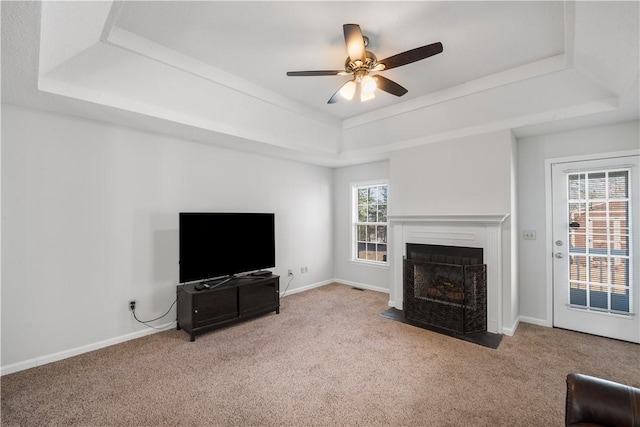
353, 182, 388, 264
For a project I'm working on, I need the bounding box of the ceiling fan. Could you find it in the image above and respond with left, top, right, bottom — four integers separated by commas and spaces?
286, 24, 443, 104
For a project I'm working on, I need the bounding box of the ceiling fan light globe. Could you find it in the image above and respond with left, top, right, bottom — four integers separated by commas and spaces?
339, 80, 356, 100
360, 90, 375, 102
361, 75, 377, 93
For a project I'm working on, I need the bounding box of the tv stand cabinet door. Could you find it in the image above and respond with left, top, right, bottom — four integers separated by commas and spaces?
239, 277, 279, 317
193, 287, 238, 327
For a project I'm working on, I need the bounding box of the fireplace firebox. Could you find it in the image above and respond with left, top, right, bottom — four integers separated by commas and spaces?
403, 244, 487, 334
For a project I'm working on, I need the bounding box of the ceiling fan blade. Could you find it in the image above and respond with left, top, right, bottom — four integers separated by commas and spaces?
343, 24, 366, 62
374, 75, 408, 97
287, 70, 345, 77
378, 42, 443, 70
327, 91, 341, 104
327, 86, 343, 104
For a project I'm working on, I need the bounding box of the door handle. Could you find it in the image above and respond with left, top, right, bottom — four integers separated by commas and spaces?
555, 253, 564, 259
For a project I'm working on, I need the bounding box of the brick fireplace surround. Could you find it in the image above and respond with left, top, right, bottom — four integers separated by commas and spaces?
388, 214, 509, 334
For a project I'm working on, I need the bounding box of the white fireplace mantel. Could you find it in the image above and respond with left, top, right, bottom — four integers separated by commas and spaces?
388, 213, 509, 224
388, 213, 510, 334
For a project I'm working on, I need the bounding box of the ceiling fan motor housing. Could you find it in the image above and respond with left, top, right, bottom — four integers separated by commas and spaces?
345, 51, 378, 74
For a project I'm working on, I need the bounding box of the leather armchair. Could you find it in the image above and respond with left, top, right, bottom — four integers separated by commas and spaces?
566, 373, 640, 427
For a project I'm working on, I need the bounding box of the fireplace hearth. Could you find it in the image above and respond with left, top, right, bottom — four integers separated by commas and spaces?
403, 244, 487, 334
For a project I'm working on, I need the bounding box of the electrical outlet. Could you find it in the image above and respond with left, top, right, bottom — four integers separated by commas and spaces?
129, 300, 136, 311
523, 230, 536, 240
287, 269, 293, 277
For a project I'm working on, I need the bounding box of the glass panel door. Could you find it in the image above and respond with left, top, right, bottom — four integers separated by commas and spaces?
552, 156, 639, 343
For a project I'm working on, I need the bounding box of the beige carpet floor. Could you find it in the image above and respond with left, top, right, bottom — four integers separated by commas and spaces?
2, 283, 639, 426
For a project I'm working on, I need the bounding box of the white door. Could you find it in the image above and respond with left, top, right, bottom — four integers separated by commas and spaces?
552, 155, 640, 343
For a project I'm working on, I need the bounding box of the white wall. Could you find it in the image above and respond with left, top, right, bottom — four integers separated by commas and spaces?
333, 161, 390, 292
388, 130, 513, 215
517, 120, 640, 324
1, 105, 334, 372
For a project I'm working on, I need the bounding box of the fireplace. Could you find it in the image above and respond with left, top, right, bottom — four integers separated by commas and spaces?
403, 244, 487, 334
388, 214, 509, 334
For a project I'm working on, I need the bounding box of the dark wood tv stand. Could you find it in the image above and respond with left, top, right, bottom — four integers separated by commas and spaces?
176, 275, 279, 341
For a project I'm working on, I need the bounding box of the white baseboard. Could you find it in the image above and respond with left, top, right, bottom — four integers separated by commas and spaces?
500, 316, 553, 337
279, 279, 335, 297
3, 280, 389, 376
281, 278, 389, 297
518, 315, 553, 328
1, 321, 175, 376
332, 279, 390, 294
502, 317, 520, 336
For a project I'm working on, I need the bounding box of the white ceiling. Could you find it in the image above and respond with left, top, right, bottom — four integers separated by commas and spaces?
113, 1, 565, 119
2, 1, 639, 167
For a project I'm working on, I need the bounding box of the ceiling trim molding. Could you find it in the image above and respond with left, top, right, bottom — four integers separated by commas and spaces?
38, 1, 112, 76
37, 74, 340, 156
104, 26, 342, 129
99, 1, 123, 43
342, 54, 569, 130
337, 96, 620, 161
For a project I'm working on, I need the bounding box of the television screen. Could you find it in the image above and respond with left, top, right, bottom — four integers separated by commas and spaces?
179, 212, 275, 283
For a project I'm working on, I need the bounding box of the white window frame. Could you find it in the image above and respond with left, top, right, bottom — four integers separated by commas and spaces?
351, 180, 389, 266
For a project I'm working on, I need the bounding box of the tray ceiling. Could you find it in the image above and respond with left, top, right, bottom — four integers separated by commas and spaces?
2, 1, 638, 167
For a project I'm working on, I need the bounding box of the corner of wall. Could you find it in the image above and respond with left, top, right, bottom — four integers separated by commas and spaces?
510, 131, 520, 328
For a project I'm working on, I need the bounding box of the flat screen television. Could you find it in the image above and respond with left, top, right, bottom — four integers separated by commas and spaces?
179, 212, 275, 283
